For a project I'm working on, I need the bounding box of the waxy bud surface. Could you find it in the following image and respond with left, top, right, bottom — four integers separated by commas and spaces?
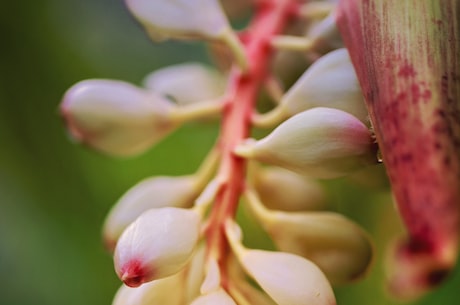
114, 207, 201, 287
237, 107, 377, 179
103, 175, 198, 250
60, 79, 177, 157
190, 289, 237, 305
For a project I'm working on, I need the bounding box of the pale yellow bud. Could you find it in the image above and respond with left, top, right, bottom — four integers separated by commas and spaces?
183, 243, 207, 303
245, 188, 373, 284
236, 107, 377, 179
253, 166, 327, 211
112, 272, 183, 305
190, 289, 237, 305
114, 207, 201, 287
60, 79, 177, 157
225, 221, 336, 305
103, 175, 198, 251
143, 63, 225, 105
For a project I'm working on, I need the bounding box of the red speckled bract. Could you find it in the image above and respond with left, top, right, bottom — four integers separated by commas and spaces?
336, 0, 460, 299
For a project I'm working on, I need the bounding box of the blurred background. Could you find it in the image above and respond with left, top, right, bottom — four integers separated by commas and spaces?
0, 1, 459, 305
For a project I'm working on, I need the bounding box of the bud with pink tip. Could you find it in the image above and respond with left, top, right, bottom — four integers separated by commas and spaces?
236, 107, 377, 179
114, 207, 201, 287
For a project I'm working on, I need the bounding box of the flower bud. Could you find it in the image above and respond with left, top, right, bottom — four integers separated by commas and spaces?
183, 243, 207, 303
253, 166, 327, 211
143, 63, 225, 105
114, 207, 201, 287
236, 107, 377, 179
60, 79, 177, 157
245, 188, 373, 284
103, 175, 198, 251
283, 48, 367, 123
190, 289, 237, 305
307, 12, 343, 54
225, 221, 336, 305
112, 272, 184, 305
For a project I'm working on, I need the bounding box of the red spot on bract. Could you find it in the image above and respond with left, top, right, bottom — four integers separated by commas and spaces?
119, 259, 152, 287
398, 64, 416, 78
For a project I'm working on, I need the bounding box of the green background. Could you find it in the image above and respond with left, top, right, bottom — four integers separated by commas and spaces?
0, 1, 458, 305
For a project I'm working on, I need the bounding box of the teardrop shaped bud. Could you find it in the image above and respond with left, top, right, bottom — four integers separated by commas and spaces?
183, 243, 207, 303
112, 272, 184, 305
253, 166, 327, 212
236, 107, 378, 179
190, 289, 237, 305
125, 0, 248, 70
103, 175, 199, 251
245, 188, 373, 284
143, 63, 225, 105
283, 48, 367, 123
114, 207, 201, 287
60, 79, 177, 157
225, 221, 335, 305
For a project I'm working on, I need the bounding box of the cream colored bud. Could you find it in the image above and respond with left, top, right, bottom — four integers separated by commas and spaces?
103, 175, 198, 251
190, 289, 237, 305
143, 63, 225, 105
183, 243, 207, 303
307, 13, 343, 54
245, 188, 373, 284
114, 207, 201, 287
236, 107, 377, 179
253, 166, 327, 211
112, 272, 184, 305
225, 221, 336, 305
60, 79, 177, 157
282, 48, 367, 123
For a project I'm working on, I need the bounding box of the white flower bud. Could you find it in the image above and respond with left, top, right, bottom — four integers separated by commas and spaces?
282, 49, 367, 122
60, 79, 177, 157
143, 63, 225, 105
112, 272, 184, 305
225, 221, 336, 305
307, 13, 343, 54
114, 207, 201, 287
236, 107, 377, 179
183, 243, 207, 303
124, 0, 248, 70
190, 289, 237, 305
103, 175, 199, 251
245, 188, 373, 284
253, 166, 327, 211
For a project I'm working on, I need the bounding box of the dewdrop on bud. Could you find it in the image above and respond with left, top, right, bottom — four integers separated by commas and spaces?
191, 289, 237, 305
60, 79, 177, 157
103, 175, 199, 251
143, 63, 225, 105
112, 272, 184, 305
125, 0, 248, 70
245, 188, 373, 284
255, 49, 367, 127
114, 207, 201, 287
253, 166, 327, 212
237, 107, 377, 179
225, 221, 336, 305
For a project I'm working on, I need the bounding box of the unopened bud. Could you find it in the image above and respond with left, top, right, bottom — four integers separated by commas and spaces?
114, 207, 201, 287
236, 107, 377, 179
245, 188, 373, 284
283, 48, 367, 123
112, 272, 184, 305
60, 79, 177, 157
143, 63, 225, 105
190, 289, 237, 305
253, 166, 327, 211
125, 0, 248, 70
225, 221, 336, 305
307, 12, 343, 54
103, 175, 198, 251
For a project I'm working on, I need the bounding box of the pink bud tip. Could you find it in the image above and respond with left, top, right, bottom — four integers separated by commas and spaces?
118, 259, 153, 288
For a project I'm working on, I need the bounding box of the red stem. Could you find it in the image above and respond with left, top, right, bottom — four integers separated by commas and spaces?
204, 0, 295, 287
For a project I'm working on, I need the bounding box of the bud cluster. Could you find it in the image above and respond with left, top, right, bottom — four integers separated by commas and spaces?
60, 0, 380, 304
